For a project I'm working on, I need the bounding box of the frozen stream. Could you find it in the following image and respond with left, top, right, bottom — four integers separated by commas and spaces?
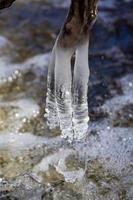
0, 0, 133, 199
0, 35, 132, 200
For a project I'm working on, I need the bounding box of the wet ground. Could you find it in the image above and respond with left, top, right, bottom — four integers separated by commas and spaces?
0, 0, 133, 199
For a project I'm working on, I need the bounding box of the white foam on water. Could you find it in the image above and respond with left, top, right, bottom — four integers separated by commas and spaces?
0, 132, 42, 150
0, 131, 62, 155
0, 96, 40, 134
0, 51, 50, 82
0, 99, 39, 118
0, 98, 40, 134
76, 74, 133, 173
83, 125, 132, 172
102, 74, 133, 114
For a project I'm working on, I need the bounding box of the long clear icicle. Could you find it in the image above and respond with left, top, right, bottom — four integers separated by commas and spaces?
45, 40, 90, 141
45, 44, 59, 129
45, 0, 98, 141
55, 46, 74, 140
72, 39, 90, 140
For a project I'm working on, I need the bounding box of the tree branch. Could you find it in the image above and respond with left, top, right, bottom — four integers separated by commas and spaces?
59, 0, 99, 48
0, 0, 16, 10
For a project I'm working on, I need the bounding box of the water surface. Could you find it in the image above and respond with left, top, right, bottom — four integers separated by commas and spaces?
0, 0, 133, 199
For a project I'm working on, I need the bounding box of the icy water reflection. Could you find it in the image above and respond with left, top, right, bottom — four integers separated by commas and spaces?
0, 0, 133, 199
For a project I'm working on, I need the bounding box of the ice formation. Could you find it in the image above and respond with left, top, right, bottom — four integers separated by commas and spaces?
45, 0, 98, 141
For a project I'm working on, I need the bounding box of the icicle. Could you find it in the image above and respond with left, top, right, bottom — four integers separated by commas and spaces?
45, 0, 98, 141
45, 44, 59, 129
72, 39, 90, 140
45, 40, 89, 141
55, 45, 75, 140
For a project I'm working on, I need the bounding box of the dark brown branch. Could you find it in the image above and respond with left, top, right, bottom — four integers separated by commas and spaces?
0, 0, 16, 10
58, 0, 99, 48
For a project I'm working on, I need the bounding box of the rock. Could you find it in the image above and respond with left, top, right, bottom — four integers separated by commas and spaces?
65, 154, 84, 171
37, 165, 65, 185
0, 145, 45, 179
0, 99, 39, 133
0, 105, 17, 132
0, 174, 44, 200
85, 159, 130, 200
19, 112, 61, 137
89, 107, 109, 122
112, 104, 133, 127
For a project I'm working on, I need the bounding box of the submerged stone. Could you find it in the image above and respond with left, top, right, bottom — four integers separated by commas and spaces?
0, 146, 45, 179
19, 112, 61, 137
37, 165, 65, 185
112, 104, 133, 127
65, 154, 84, 171
0, 105, 18, 132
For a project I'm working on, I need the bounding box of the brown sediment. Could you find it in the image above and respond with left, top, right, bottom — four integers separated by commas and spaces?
58, 0, 98, 48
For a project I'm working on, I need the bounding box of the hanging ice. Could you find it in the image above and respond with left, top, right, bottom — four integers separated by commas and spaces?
45, 0, 98, 141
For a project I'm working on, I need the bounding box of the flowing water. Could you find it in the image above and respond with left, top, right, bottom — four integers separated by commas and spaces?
0, 0, 133, 199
